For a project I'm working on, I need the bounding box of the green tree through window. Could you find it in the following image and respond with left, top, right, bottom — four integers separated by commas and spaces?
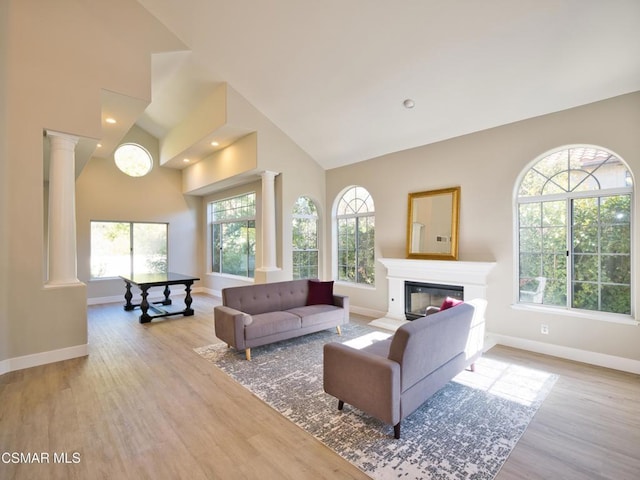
210, 193, 256, 278
90, 221, 168, 278
292, 196, 319, 279
336, 186, 375, 286
517, 146, 633, 315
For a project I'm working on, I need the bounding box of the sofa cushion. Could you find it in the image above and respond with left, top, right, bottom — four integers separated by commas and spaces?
222, 279, 310, 315
287, 304, 343, 328
306, 280, 334, 305
244, 311, 302, 340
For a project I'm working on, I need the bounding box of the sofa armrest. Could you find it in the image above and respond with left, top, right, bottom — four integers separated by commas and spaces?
332, 294, 350, 323
214, 305, 252, 350
323, 342, 401, 426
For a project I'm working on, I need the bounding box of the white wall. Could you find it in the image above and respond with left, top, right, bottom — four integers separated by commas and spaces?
77, 126, 201, 302
326, 92, 640, 364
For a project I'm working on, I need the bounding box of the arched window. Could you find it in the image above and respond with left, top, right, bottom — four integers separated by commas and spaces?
292, 196, 319, 279
516, 146, 633, 315
336, 186, 375, 286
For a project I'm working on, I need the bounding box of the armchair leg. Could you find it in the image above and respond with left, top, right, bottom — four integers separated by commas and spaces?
336, 326, 342, 336
338, 400, 344, 410
394, 423, 401, 439
470, 362, 476, 372
245, 348, 251, 361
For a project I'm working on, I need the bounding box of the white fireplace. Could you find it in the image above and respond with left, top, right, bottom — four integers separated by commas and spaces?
371, 257, 496, 330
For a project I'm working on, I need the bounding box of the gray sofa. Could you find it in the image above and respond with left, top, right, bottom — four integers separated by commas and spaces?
323, 299, 486, 438
214, 279, 349, 360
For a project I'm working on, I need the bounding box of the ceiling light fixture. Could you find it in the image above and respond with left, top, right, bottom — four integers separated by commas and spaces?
105, 117, 117, 124
183, 158, 190, 163
403, 99, 415, 109
211, 141, 219, 147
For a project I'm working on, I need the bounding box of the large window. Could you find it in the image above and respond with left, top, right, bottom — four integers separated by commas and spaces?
210, 192, 256, 278
336, 186, 375, 286
517, 146, 633, 315
292, 196, 319, 279
91, 221, 168, 278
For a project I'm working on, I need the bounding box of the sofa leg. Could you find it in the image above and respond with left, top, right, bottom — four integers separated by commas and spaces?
394, 423, 401, 439
470, 362, 476, 372
245, 348, 251, 361
338, 400, 344, 410
336, 326, 342, 336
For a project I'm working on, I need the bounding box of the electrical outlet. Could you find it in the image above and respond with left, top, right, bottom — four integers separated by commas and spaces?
540, 324, 549, 335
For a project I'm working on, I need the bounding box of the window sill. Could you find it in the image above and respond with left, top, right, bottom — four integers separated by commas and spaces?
206, 272, 255, 282
334, 280, 376, 291
511, 303, 638, 326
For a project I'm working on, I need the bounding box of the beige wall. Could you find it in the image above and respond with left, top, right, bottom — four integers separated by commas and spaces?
77, 126, 201, 301
326, 91, 640, 362
1, 0, 183, 364
0, 0, 9, 363
191, 85, 328, 295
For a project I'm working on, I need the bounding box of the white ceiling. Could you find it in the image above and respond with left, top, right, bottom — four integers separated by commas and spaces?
135, 0, 640, 170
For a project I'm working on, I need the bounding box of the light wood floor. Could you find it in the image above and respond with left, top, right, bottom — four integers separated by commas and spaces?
1, 294, 639, 479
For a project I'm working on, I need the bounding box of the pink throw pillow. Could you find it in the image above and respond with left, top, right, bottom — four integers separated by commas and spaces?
440, 297, 463, 311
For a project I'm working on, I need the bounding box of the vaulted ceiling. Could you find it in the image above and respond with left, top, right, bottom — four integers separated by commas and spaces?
134, 0, 640, 170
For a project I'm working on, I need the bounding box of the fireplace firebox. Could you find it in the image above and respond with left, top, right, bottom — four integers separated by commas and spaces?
404, 281, 463, 320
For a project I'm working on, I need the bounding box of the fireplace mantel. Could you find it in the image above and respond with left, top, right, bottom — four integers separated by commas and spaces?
374, 258, 496, 328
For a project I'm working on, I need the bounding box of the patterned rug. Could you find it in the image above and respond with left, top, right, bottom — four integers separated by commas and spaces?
195, 324, 557, 480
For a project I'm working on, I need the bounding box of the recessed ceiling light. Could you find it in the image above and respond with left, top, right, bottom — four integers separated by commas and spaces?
211, 141, 219, 147
403, 99, 415, 109
183, 158, 190, 163
105, 117, 117, 124
97, 143, 102, 148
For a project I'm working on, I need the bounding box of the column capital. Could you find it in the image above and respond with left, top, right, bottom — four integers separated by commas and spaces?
260, 170, 280, 181
45, 130, 80, 146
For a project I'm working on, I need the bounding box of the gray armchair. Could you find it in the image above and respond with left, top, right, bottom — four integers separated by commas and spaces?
323, 300, 485, 438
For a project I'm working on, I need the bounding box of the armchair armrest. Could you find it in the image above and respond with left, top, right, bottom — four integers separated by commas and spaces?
323, 342, 401, 426
214, 305, 252, 350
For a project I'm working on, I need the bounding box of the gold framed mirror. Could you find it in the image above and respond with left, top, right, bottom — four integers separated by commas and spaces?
406, 186, 460, 260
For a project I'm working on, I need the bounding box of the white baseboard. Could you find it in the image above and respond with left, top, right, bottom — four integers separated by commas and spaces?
202, 287, 221, 298
0, 343, 88, 375
350, 305, 386, 319
487, 332, 640, 375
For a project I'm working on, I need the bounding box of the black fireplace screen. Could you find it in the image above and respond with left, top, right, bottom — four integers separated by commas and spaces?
404, 281, 463, 320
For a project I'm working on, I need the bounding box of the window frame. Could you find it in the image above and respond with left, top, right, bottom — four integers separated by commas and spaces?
292, 196, 320, 280
514, 145, 635, 323
90, 220, 168, 279
334, 186, 376, 287
209, 192, 256, 279
113, 143, 153, 177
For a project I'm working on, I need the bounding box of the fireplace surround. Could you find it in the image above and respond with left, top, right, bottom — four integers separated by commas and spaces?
372, 258, 496, 330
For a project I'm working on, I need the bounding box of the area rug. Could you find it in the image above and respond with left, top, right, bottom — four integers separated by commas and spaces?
195, 324, 557, 480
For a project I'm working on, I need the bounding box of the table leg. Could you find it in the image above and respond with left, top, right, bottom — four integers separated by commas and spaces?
162, 285, 172, 305
139, 286, 152, 323
184, 282, 194, 316
123, 281, 134, 311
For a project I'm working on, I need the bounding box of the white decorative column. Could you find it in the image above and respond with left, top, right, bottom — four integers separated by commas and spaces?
46, 130, 81, 285
259, 170, 279, 272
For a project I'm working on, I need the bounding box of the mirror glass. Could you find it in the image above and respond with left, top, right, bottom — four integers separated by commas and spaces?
407, 187, 460, 260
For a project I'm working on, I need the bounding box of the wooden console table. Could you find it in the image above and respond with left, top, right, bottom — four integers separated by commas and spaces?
120, 272, 200, 323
